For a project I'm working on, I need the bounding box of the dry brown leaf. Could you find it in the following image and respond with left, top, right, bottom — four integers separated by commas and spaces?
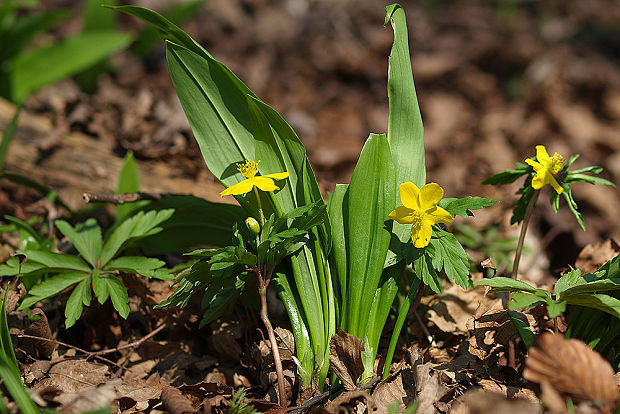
409, 347, 448, 414
161, 386, 195, 414
329, 328, 365, 391
323, 389, 375, 413
22, 309, 56, 359
34, 360, 109, 393
575, 239, 620, 274
56, 378, 119, 414
370, 366, 416, 413
524, 333, 618, 412
450, 389, 541, 414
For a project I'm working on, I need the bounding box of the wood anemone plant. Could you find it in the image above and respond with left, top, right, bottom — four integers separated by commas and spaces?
112, 3, 496, 401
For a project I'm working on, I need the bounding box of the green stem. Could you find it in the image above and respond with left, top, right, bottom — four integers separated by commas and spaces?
254, 186, 265, 226
382, 278, 422, 379
511, 190, 540, 280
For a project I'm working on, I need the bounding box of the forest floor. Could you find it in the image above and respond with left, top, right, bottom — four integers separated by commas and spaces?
1, 0, 619, 413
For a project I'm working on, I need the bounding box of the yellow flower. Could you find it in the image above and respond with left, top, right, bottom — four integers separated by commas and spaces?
525, 145, 565, 194
219, 160, 289, 197
389, 182, 454, 248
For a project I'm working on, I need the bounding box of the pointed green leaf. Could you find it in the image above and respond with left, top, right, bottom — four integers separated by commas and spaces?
55, 219, 102, 267
65, 278, 91, 328
116, 151, 144, 222
104, 256, 172, 279
566, 294, 620, 319
18, 250, 90, 273
509, 292, 545, 311
19, 272, 88, 311
428, 229, 472, 289
439, 197, 499, 218
106, 276, 129, 319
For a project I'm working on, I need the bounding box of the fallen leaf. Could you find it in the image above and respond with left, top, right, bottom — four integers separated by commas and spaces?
575, 239, 620, 274
22, 309, 56, 359
161, 385, 195, 414
524, 333, 618, 412
450, 389, 541, 414
329, 328, 365, 391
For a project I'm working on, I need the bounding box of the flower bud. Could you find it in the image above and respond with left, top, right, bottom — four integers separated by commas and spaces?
245, 217, 260, 234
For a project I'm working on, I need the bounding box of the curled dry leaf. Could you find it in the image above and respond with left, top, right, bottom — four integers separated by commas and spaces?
575, 239, 620, 274
524, 333, 619, 412
160, 386, 195, 414
23, 308, 56, 359
329, 328, 365, 391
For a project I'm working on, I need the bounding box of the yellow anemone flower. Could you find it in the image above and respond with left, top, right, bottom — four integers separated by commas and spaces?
219, 160, 289, 197
389, 182, 454, 248
525, 145, 565, 194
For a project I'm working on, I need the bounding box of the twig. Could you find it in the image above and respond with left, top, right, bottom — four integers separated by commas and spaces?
92, 323, 166, 356
82, 192, 178, 204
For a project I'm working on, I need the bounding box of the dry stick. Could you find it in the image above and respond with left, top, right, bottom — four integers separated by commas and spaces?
82, 192, 178, 204
93, 323, 166, 356
507, 189, 540, 369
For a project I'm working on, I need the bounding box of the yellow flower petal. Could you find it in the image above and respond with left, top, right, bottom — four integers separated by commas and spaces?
388, 206, 416, 224
536, 145, 550, 164
531, 170, 548, 190
252, 176, 279, 192
264, 172, 289, 180
399, 182, 420, 210
220, 179, 255, 196
525, 158, 543, 172
423, 206, 454, 226
412, 223, 433, 248
549, 175, 563, 194
419, 183, 444, 211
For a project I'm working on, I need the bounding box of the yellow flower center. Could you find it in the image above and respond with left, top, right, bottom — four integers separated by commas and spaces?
410, 210, 423, 227
237, 160, 260, 178
548, 153, 564, 174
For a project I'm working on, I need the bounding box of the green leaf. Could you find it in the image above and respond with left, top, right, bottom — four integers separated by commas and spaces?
83, 0, 117, 32
133, 196, 246, 254
327, 184, 348, 310
560, 183, 585, 231
91, 268, 109, 304
428, 229, 472, 289
19, 272, 88, 311
482, 162, 529, 185
475, 277, 544, 295
509, 292, 545, 310
100, 209, 174, 266
106, 276, 130, 319
413, 250, 441, 293
199, 274, 246, 327
55, 219, 102, 268
345, 134, 395, 337
385, 4, 425, 189
545, 299, 566, 318
2, 215, 43, 247
19, 250, 90, 273
560, 278, 620, 298
438, 197, 499, 218
116, 151, 144, 222
10, 31, 132, 103
566, 294, 620, 319
155, 261, 211, 309
65, 278, 92, 328
104, 256, 172, 279
554, 268, 583, 297
0, 358, 39, 414
0, 290, 18, 377
508, 311, 533, 348
564, 171, 616, 187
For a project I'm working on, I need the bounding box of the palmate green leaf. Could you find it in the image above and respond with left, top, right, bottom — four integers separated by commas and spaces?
545, 299, 566, 318
566, 294, 620, 319
482, 162, 529, 185
508, 311, 534, 349
92, 269, 109, 304
99, 209, 174, 266
509, 292, 545, 311
0, 257, 45, 277
116, 151, 144, 222
560, 278, 620, 298
17, 250, 90, 273
104, 256, 172, 280
554, 268, 583, 297
18, 272, 88, 311
10, 31, 132, 103
199, 274, 247, 328
428, 229, 472, 289
107, 276, 130, 320
345, 134, 395, 337
55, 218, 102, 268
65, 277, 92, 328
155, 261, 211, 309
413, 250, 441, 293
438, 197, 499, 218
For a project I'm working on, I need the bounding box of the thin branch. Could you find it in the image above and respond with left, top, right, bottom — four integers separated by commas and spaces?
93, 323, 166, 355
82, 192, 179, 204
17, 334, 121, 368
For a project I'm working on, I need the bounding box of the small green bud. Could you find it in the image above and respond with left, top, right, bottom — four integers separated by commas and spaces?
245, 217, 260, 234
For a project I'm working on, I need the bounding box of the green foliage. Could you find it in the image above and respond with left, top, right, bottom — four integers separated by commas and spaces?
454, 223, 519, 273
229, 387, 260, 414
483, 153, 614, 229
476, 254, 620, 358
0, 210, 174, 327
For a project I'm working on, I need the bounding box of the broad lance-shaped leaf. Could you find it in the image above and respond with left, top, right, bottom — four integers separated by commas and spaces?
104, 256, 173, 279
16, 250, 90, 273
385, 4, 426, 251
55, 218, 102, 268
345, 133, 395, 337
65, 277, 92, 328
99, 209, 174, 266
116, 151, 144, 222
18, 272, 88, 310
11, 31, 132, 103
439, 197, 499, 218
476, 277, 546, 295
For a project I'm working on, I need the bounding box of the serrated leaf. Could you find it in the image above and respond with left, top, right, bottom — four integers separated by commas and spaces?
21, 272, 87, 308
508, 310, 533, 349
91, 268, 109, 304
509, 292, 545, 311
100, 209, 174, 266
545, 299, 566, 318
428, 229, 472, 289
106, 276, 130, 319
560, 278, 620, 298
0, 257, 46, 277
55, 219, 102, 268
438, 197, 498, 218
555, 268, 583, 297
482, 163, 529, 185
104, 256, 171, 279
18, 250, 90, 273
199, 274, 246, 328
413, 250, 441, 293
65, 278, 91, 328
155, 261, 211, 309
565, 294, 620, 319
476, 277, 545, 295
